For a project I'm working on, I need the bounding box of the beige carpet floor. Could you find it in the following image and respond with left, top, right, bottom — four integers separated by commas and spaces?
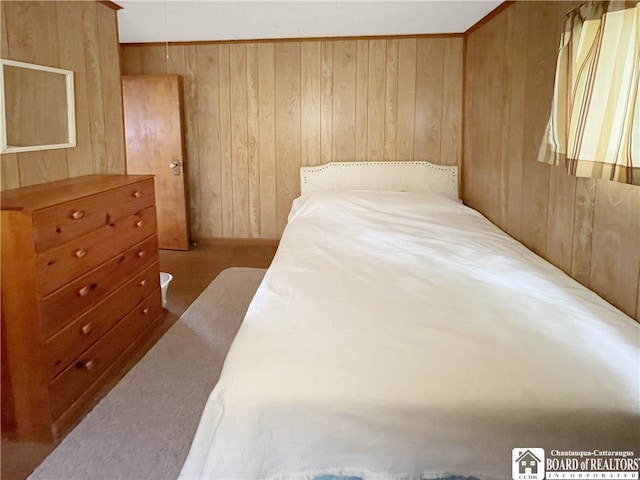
29, 267, 266, 480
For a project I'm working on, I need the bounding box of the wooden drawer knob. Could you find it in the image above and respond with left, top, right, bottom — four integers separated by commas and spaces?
136, 220, 144, 228
81, 323, 93, 335
71, 209, 85, 220
75, 248, 87, 258
133, 190, 143, 198
78, 285, 91, 297
137, 250, 146, 259
83, 359, 96, 371
143, 307, 151, 315
140, 279, 148, 287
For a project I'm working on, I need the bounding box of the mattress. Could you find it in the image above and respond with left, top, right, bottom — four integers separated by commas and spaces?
179, 190, 640, 480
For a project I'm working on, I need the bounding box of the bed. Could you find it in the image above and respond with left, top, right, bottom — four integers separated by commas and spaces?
179, 161, 639, 480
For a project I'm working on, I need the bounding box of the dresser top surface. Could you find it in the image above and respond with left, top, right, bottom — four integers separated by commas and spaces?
1, 175, 154, 211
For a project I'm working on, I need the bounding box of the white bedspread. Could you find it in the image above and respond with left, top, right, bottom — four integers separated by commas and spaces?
179, 190, 640, 480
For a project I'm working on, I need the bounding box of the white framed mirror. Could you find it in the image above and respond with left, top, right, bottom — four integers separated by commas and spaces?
0, 59, 76, 154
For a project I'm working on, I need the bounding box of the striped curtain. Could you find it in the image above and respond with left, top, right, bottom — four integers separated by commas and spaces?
538, 1, 639, 186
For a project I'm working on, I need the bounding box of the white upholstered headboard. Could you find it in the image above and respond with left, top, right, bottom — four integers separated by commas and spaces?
300, 161, 459, 200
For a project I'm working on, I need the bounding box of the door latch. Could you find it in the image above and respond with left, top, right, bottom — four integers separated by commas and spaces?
169, 158, 181, 176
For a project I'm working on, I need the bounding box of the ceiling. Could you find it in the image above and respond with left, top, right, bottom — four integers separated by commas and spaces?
116, 1, 503, 44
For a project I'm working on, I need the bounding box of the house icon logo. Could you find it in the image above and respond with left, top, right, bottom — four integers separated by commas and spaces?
512, 448, 545, 480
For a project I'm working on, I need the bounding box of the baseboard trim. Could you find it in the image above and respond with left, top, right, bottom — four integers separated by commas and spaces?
192, 237, 280, 248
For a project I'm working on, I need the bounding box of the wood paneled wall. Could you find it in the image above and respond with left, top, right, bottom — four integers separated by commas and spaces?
464, 1, 640, 322
120, 37, 463, 238
0, 1, 125, 190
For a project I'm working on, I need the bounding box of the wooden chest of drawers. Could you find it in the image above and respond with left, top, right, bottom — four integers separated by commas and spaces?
1, 175, 163, 442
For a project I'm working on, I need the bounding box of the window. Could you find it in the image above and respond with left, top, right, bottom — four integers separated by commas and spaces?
538, 2, 639, 185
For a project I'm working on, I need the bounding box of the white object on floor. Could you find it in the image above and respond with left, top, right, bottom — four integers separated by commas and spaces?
160, 272, 173, 306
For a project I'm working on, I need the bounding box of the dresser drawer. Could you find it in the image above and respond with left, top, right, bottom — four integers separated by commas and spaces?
48, 288, 162, 421
37, 206, 157, 296
32, 179, 155, 252
40, 235, 159, 336
44, 262, 161, 379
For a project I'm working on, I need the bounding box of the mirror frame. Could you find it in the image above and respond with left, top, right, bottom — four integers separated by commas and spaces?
0, 59, 76, 154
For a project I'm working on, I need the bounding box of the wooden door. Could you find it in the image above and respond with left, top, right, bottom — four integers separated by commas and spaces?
122, 75, 190, 250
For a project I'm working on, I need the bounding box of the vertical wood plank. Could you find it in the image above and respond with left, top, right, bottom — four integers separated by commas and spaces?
546, 169, 577, 274
354, 40, 369, 161
332, 40, 357, 162
481, 13, 505, 227
246, 43, 261, 238
367, 40, 386, 161
505, 1, 529, 238
97, 3, 125, 174
229, 44, 249, 237
544, 2, 576, 274
571, 178, 596, 285
463, 30, 480, 208
275, 42, 301, 234
218, 44, 233, 237
82, 1, 107, 175
496, 15, 512, 230
320, 42, 333, 164
258, 43, 277, 238
414, 38, 444, 164
183, 45, 201, 236
196, 45, 222, 237
441, 38, 463, 167
383, 40, 398, 161
590, 182, 640, 318
520, 1, 556, 256
301, 42, 321, 166
56, 1, 92, 178
396, 39, 416, 161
